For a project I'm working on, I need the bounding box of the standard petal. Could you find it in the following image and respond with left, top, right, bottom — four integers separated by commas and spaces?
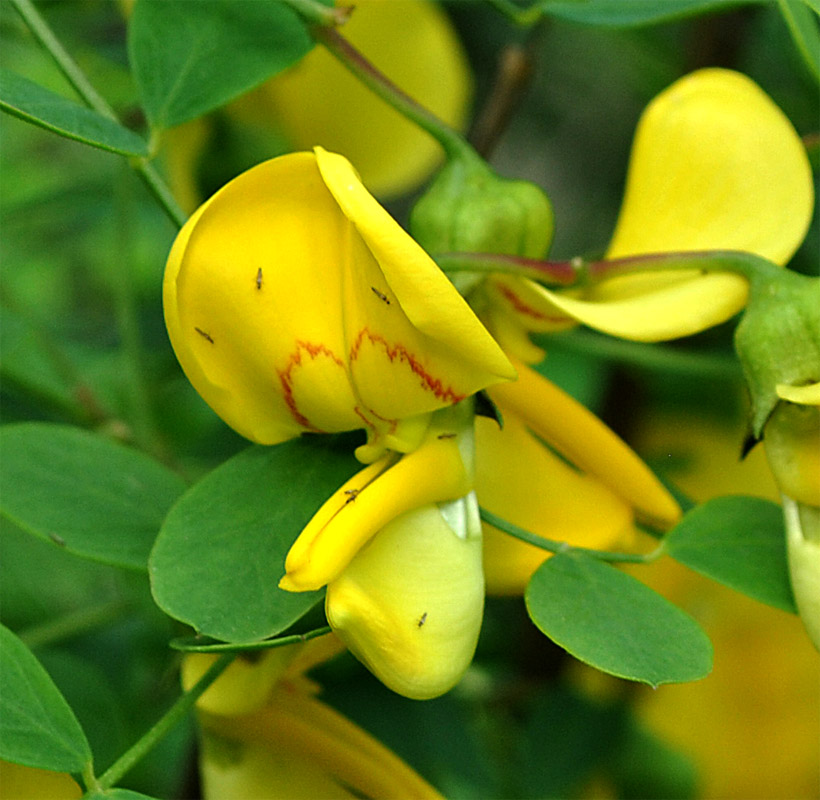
476, 413, 635, 595
607, 69, 813, 266
488, 360, 681, 528
164, 153, 361, 443
326, 499, 484, 699
231, 0, 471, 199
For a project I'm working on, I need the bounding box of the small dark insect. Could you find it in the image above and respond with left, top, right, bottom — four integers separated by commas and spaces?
195, 327, 214, 344
256, 267, 263, 289
344, 488, 359, 505
437, 433, 457, 440
371, 286, 390, 305
417, 612, 428, 628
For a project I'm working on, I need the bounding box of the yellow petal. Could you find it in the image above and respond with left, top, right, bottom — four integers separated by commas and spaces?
326, 497, 484, 699
281, 409, 472, 592
529, 271, 750, 342
777, 381, 820, 406
201, 687, 444, 799
165, 151, 512, 447
529, 69, 814, 342
0, 762, 82, 800
230, 0, 471, 199
476, 413, 635, 595
488, 360, 681, 528
182, 649, 298, 716
608, 68, 813, 265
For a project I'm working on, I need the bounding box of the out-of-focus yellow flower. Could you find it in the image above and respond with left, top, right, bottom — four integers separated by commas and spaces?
282, 402, 484, 699
164, 0, 471, 208
183, 634, 443, 799
616, 409, 819, 799
483, 68, 814, 353
164, 148, 513, 457
0, 761, 82, 800
477, 359, 680, 594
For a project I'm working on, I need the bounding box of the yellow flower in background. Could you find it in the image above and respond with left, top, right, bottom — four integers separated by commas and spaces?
621, 409, 819, 799
484, 68, 814, 352
282, 402, 484, 699
164, 148, 513, 457
164, 0, 471, 209
0, 761, 82, 800
478, 359, 680, 594
183, 635, 443, 800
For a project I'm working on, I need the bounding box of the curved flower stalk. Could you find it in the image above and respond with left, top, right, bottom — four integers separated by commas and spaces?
162, 0, 471, 209
482, 68, 814, 351
282, 401, 485, 699
182, 634, 444, 799
0, 761, 82, 799
164, 147, 513, 459
477, 359, 681, 594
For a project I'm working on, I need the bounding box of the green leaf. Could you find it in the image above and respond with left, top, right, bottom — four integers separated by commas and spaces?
665, 495, 796, 613
0, 423, 186, 570
537, 0, 769, 26
778, 0, 820, 82
525, 552, 713, 686
0, 624, 91, 772
0, 69, 149, 157
150, 437, 359, 642
128, 0, 314, 130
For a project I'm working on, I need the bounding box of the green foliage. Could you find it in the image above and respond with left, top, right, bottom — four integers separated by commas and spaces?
0, 423, 186, 570
537, 0, 771, 26
128, 0, 315, 130
150, 437, 359, 642
0, 624, 91, 772
665, 495, 797, 612
0, 68, 149, 156
525, 552, 713, 686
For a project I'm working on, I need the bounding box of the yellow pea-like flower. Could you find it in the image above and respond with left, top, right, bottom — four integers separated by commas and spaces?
184, 636, 444, 799
164, 148, 514, 454
0, 761, 82, 800
477, 359, 680, 593
490, 68, 814, 347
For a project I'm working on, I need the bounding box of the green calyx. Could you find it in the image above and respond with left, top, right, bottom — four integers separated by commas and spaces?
410, 152, 554, 259
734, 269, 820, 438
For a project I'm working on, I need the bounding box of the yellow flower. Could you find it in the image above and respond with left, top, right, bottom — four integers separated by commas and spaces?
164, 147, 513, 458
477, 359, 680, 594
482, 68, 814, 352
164, 0, 471, 208
282, 401, 484, 699
183, 635, 443, 799
0, 761, 82, 800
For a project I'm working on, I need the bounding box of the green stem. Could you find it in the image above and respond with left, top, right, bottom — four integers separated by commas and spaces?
11, 0, 186, 230
436, 252, 578, 285
437, 249, 784, 289
97, 652, 235, 790
480, 507, 665, 564
307, 23, 477, 163
170, 625, 333, 654
18, 601, 127, 650
284, 0, 352, 26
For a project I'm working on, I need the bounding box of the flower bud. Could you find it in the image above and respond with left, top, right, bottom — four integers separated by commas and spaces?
734, 271, 820, 438
410, 153, 554, 259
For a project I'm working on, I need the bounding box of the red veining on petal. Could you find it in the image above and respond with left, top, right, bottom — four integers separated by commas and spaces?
497, 285, 569, 323
349, 328, 466, 403
277, 340, 346, 430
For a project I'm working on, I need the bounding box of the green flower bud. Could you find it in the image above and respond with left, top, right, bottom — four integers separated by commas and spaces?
410, 153, 554, 259
734, 270, 820, 438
